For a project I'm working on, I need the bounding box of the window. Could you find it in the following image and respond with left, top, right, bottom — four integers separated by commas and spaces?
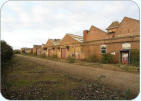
101, 45, 106, 54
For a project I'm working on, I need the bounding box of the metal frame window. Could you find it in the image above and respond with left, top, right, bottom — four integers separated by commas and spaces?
101, 45, 106, 54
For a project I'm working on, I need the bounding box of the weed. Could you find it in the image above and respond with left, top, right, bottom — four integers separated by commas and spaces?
100, 53, 114, 64
97, 75, 106, 82
130, 49, 139, 66
122, 89, 131, 99
67, 56, 75, 63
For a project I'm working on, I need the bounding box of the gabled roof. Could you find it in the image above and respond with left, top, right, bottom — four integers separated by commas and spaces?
106, 21, 120, 30
67, 34, 83, 42
33, 45, 41, 48
42, 44, 46, 48
84, 25, 107, 41
90, 25, 106, 33
48, 39, 61, 45
123, 16, 139, 22
114, 17, 139, 36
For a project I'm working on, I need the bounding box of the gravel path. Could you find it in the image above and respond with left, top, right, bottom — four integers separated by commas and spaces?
17, 54, 139, 96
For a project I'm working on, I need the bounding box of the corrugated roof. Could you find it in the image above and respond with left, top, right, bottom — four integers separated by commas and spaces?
68, 34, 83, 42
106, 21, 120, 30
49, 39, 61, 45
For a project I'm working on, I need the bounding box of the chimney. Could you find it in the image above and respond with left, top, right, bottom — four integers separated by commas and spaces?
83, 30, 88, 42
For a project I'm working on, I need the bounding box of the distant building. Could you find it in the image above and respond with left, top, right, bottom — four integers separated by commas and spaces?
21, 48, 33, 54
33, 45, 41, 55
59, 34, 83, 59
46, 39, 61, 57
27, 16, 139, 64
37, 44, 47, 56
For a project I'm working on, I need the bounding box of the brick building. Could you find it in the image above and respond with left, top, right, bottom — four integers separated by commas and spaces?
33, 45, 41, 55
28, 16, 139, 64
82, 17, 139, 64
21, 48, 33, 54
46, 39, 61, 57
37, 44, 47, 56
59, 34, 83, 59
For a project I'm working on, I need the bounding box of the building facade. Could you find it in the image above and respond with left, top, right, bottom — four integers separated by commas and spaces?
33, 45, 42, 55
46, 39, 61, 57
82, 17, 139, 64
21, 17, 139, 64
59, 34, 83, 59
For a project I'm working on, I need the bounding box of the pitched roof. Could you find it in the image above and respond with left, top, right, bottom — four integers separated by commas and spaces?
106, 21, 120, 30
48, 39, 61, 45
123, 16, 139, 22
67, 34, 83, 42
33, 45, 41, 48
114, 17, 139, 36
90, 25, 106, 33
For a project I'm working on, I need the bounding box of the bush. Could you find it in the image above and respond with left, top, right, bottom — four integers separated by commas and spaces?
52, 55, 57, 58
13, 50, 21, 54
1, 40, 13, 66
130, 49, 139, 66
40, 54, 46, 58
100, 53, 114, 64
67, 56, 75, 63
87, 55, 98, 62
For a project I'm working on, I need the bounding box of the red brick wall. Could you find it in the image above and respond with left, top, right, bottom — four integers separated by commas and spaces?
46, 40, 54, 47
60, 34, 80, 45
115, 17, 139, 36
84, 26, 107, 42
82, 36, 139, 62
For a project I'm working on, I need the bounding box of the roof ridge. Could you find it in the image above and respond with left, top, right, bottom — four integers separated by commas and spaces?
67, 33, 82, 37
124, 16, 139, 21
90, 25, 106, 33
67, 33, 83, 42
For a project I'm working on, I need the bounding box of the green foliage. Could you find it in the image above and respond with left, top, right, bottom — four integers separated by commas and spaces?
1, 40, 13, 66
97, 75, 106, 82
130, 49, 139, 66
40, 54, 46, 58
122, 89, 131, 99
87, 55, 97, 62
119, 65, 139, 72
67, 56, 75, 63
52, 55, 57, 58
100, 53, 114, 64
13, 50, 21, 54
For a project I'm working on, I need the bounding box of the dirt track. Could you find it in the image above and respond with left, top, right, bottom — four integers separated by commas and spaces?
17, 54, 139, 95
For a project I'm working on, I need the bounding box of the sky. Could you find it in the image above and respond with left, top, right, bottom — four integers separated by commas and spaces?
1, 1, 139, 50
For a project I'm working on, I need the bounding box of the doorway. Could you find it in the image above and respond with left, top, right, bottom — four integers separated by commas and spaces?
120, 50, 130, 64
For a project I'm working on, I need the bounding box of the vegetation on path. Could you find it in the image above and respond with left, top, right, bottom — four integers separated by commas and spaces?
1, 55, 137, 100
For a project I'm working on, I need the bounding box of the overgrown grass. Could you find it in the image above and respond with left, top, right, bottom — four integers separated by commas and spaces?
100, 53, 114, 64
130, 49, 139, 67
67, 56, 75, 63
117, 64, 139, 72
86, 55, 97, 62
22, 53, 139, 73
1, 55, 135, 100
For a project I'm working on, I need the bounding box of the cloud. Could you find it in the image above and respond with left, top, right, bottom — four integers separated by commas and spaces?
1, 1, 139, 49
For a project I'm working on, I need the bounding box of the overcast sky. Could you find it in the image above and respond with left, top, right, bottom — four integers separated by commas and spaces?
1, 1, 139, 49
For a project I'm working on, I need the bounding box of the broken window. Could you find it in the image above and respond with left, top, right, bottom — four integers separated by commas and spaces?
101, 45, 106, 54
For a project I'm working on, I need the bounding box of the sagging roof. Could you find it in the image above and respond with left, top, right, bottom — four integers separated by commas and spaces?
106, 21, 120, 30
67, 34, 83, 42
